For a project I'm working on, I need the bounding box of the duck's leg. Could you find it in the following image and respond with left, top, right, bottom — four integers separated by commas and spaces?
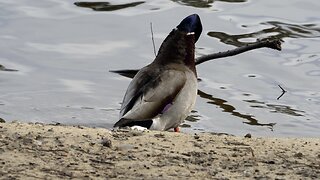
174, 127, 180, 132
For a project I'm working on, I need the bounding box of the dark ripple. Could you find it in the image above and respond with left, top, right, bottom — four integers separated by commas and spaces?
185, 110, 201, 122
306, 70, 320, 76
171, 0, 214, 8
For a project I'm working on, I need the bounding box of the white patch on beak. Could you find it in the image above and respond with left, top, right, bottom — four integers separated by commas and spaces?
187, 32, 195, 36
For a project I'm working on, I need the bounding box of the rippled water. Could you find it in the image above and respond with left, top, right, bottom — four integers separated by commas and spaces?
0, 0, 319, 137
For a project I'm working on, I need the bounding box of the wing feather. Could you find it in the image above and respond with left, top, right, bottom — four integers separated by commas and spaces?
114, 67, 186, 127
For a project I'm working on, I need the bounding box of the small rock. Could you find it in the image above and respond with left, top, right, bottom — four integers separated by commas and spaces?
244, 133, 252, 138
243, 170, 251, 177
131, 131, 144, 136
194, 134, 200, 140
22, 138, 33, 145
293, 152, 303, 158
53, 122, 62, 126
193, 142, 203, 148
231, 153, 237, 157
35, 122, 44, 125
77, 125, 84, 129
100, 138, 112, 148
265, 160, 275, 164
116, 144, 134, 151
0, 118, 5, 123
29, 162, 36, 166
82, 134, 91, 138
154, 133, 165, 138
35, 135, 43, 140
34, 140, 43, 146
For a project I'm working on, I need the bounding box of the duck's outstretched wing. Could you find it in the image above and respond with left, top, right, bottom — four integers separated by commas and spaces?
114, 67, 186, 128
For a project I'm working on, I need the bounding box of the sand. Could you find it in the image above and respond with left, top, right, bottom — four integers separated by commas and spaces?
0, 121, 319, 179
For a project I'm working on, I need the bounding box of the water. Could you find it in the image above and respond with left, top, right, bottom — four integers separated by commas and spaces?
0, 0, 319, 137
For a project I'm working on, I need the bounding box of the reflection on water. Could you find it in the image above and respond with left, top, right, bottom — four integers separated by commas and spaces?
74, 0, 249, 11
171, 0, 214, 8
244, 100, 305, 117
208, 21, 320, 47
26, 41, 132, 56
60, 79, 94, 94
307, 69, 320, 76
74, 1, 145, 11
171, 0, 246, 8
217, 0, 247, 2
0, 64, 18, 72
263, 22, 320, 38
198, 90, 276, 129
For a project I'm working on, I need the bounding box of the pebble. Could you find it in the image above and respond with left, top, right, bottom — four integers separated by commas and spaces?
293, 152, 303, 158
34, 140, 43, 146
154, 133, 165, 138
243, 170, 251, 177
100, 138, 112, 148
116, 144, 134, 151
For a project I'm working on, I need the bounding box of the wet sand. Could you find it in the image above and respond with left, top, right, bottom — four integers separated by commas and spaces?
0, 122, 319, 179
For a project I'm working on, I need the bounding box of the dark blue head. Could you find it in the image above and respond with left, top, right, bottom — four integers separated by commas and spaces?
176, 14, 202, 42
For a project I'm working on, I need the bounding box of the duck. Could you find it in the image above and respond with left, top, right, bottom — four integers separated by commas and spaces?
114, 14, 202, 131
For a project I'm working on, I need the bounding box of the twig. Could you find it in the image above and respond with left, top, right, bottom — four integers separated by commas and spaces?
150, 22, 157, 57
278, 85, 286, 92
277, 85, 287, 100
110, 38, 283, 78
195, 39, 282, 65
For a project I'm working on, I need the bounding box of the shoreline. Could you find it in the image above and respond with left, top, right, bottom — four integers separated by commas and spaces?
0, 122, 319, 179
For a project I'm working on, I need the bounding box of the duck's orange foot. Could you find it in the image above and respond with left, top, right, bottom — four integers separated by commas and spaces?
174, 127, 180, 132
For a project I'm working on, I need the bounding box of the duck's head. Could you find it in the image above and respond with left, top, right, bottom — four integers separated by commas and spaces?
154, 14, 202, 74
176, 14, 202, 42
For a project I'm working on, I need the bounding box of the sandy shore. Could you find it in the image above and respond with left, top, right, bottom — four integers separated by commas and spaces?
0, 122, 319, 179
